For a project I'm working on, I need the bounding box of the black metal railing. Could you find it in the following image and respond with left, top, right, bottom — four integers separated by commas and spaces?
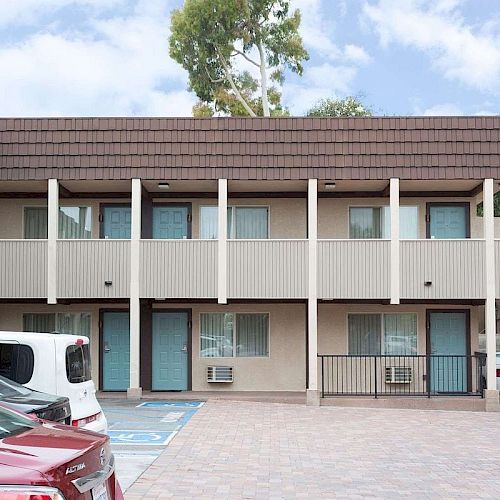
319, 354, 487, 398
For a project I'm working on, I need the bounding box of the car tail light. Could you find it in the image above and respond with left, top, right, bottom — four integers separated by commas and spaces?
0, 486, 65, 499
71, 411, 100, 428
497, 368, 500, 377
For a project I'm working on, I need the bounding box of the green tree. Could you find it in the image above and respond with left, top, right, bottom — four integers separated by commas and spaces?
169, 0, 308, 117
306, 96, 373, 117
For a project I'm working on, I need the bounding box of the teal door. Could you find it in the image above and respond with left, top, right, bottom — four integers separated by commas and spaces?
102, 312, 130, 391
152, 312, 188, 391
153, 206, 189, 239
429, 312, 468, 393
428, 204, 468, 239
102, 206, 131, 239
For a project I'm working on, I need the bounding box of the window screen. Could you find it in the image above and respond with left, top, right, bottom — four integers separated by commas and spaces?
348, 314, 381, 355
236, 314, 269, 357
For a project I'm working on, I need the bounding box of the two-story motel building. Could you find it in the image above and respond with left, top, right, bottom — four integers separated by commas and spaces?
0, 116, 499, 410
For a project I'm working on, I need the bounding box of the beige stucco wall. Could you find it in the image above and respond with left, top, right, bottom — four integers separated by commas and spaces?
0, 197, 306, 240
154, 302, 306, 392
318, 197, 489, 239
0, 198, 131, 239
0, 303, 115, 385
318, 303, 481, 355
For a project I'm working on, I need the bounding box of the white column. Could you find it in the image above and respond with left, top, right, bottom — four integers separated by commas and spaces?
128, 178, 142, 398
483, 178, 499, 409
47, 179, 58, 304
218, 179, 228, 304
307, 179, 319, 405
390, 178, 400, 305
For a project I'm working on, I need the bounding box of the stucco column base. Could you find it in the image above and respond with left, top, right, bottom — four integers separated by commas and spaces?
484, 389, 500, 412
306, 389, 321, 406
127, 387, 143, 400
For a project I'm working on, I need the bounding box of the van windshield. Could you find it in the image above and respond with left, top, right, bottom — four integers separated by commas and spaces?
66, 344, 92, 384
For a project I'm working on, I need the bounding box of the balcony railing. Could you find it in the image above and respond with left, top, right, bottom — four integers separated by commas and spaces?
319, 354, 486, 398
228, 239, 308, 299
400, 239, 485, 299
0, 240, 47, 298
317, 240, 391, 299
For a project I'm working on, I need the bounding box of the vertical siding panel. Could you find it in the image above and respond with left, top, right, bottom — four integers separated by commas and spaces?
400, 240, 484, 299
140, 240, 217, 298
0, 241, 47, 298
57, 240, 130, 298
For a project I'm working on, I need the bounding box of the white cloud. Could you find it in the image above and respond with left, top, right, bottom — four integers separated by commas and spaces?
344, 44, 372, 65
0, 0, 126, 27
0, 1, 196, 116
363, 0, 500, 92
418, 103, 464, 116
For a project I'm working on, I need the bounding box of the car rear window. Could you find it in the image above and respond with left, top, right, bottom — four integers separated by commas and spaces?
66, 344, 92, 384
0, 343, 34, 384
0, 405, 38, 439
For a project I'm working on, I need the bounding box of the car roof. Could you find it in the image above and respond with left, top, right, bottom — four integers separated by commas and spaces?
0, 331, 89, 343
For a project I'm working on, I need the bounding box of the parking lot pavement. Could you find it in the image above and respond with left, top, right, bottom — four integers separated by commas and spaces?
99, 399, 204, 492
125, 400, 500, 499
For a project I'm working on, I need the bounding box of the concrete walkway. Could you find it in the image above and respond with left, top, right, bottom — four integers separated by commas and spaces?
125, 400, 500, 499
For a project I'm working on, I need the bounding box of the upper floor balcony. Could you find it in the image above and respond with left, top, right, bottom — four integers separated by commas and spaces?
0, 178, 496, 302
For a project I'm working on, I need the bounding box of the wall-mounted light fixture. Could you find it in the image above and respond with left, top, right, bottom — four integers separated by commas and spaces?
324, 182, 336, 190
424, 281, 432, 287
104, 280, 113, 286
158, 182, 170, 190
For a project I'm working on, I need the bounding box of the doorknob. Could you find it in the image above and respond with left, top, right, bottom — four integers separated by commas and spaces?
104, 343, 111, 353
181, 344, 187, 352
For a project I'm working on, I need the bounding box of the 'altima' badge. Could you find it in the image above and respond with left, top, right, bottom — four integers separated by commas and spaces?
66, 463, 86, 475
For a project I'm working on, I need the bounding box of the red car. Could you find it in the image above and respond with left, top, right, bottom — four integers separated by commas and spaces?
0, 404, 123, 500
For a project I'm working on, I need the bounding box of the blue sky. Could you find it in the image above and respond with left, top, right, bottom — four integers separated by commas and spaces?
0, 0, 498, 116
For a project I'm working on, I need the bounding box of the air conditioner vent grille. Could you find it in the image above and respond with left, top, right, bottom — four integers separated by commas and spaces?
385, 366, 412, 384
207, 366, 233, 383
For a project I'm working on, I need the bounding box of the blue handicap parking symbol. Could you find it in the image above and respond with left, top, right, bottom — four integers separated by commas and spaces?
108, 430, 176, 446
137, 401, 205, 409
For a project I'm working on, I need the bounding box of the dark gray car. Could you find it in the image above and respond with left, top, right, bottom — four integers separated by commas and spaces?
0, 375, 71, 424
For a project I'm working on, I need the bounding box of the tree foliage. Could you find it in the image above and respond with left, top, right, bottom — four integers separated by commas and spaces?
169, 0, 308, 117
306, 96, 373, 117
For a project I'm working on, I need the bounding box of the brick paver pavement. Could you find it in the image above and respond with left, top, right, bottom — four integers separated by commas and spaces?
125, 400, 500, 499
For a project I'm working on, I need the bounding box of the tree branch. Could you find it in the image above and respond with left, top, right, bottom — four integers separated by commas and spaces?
204, 66, 224, 84
218, 50, 257, 117
231, 48, 260, 67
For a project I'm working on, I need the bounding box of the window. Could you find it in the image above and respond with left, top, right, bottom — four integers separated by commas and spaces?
200, 313, 269, 357
200, 206, 269, 239
24, 207, 92, 239
59, 207, 92, 238
66, 343, 92, 383
348, 313, 417, 355
349, 206, 418, 239
23, 313, 91, 337
0, 344, 34, 384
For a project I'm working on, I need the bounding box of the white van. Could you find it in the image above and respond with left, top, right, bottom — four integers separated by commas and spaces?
0, 331, 107, 434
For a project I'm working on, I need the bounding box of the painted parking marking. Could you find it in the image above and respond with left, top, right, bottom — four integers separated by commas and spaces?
137, 401, 205, 409
160, 411, 184, 423
109, 430, 177, 446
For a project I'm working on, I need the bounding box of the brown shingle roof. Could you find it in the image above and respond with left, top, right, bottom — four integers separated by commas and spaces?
0, 117, 499, 181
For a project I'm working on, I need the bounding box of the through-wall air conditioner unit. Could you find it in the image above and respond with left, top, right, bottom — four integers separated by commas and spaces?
385, 366, 412, 384
207, 366, 233, 383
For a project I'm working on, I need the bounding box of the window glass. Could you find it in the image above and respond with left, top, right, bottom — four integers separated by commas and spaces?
200, 206, 218, 239
59, 207, 92, 239
399, 206, 419, 239
0, 344, 34, 384
236, 314, 269, 357
200, 313, 234, 357
66, 344, 92, 383
349, 208, 382, 239
232, 207, 268, 238
24, 207, 48, 239
23, 313, 91, 337
348, 314, 381, 355
384, 313, 417, 355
